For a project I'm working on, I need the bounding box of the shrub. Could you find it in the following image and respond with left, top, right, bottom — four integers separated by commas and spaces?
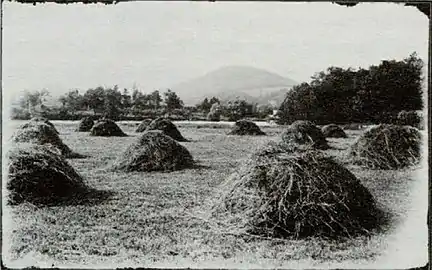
111, 131, 194, 172
349, 124, 421, 169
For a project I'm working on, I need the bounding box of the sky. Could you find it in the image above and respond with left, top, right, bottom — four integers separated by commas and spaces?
2, 1, 429, 103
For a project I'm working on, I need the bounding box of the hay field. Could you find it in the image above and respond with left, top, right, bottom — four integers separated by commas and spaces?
3, 121, 427, 268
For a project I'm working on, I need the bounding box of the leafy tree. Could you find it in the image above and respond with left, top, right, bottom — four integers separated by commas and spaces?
207, 102, 222, 121
149, 90, 162, 110
18, 89, 50, 117
83, 87, 105, 114
164, 89, 184, 114
224, 99, 253, 121
58, 89, 84, 114
103, 86, 122, 120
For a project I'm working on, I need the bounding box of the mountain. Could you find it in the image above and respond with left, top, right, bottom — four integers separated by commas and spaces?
170, 65, 297, 106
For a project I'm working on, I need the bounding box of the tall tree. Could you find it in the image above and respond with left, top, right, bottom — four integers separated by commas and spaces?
164, 89, 184, 113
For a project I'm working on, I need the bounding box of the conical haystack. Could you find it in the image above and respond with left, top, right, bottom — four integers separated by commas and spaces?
21, 117, 59, 134
349, 124, 421, 169
77, 117, 94, 132
90, 119, 127, 137
281, 120, 329, 149
13, 121, 84, 158
111, 130, 194, 172
211, 143, 380, 239
6, 144, 90, 205
228, 120, 266, 136
145, 118, 188, 142
322, 124, 347, 138
135, 119, 153, 132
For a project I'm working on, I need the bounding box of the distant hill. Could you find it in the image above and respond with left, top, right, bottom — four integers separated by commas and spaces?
170, 65, 297, 106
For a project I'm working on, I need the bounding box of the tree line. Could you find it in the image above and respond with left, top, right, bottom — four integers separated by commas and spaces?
278, 52, 424, 125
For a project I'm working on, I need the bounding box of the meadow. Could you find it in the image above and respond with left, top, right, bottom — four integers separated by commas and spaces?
2, 120, 427, 268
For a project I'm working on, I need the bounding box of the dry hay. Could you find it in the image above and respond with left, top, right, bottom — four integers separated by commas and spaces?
111, 130, 194, 172
90, 119, 127, 137
77, 117, 94, 132
281, 120, 329, 150
135, 118, 153, 132
145, 117, 188, 142
21, 117, 59, 134
322, 124, 347, 138
228, 120, 266, 136
349, 124, 421, 169
210, 142, 380, 239
5, 144, 90, 205
12, 121, 84, 158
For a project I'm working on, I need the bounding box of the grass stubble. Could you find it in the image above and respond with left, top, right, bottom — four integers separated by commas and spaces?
2, 122, 426, 268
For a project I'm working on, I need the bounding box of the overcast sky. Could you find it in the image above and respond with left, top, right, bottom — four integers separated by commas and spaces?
3, 1, 429, 102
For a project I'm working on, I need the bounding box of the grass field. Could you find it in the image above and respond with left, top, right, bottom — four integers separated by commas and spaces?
2, 121, 428, 268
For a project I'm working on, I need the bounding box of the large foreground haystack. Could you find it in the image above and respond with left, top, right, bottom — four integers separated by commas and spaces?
111, 131, 194, 172
281, 120, 329, 149
21, 117, 59, 134
322, 124, 347, 138
145, 118, 188, 142
13, 122, 83, 158
228, 120, 266, 136
211, 144, 379, 239
90, 119, 127, 137
77, 117, 94, 132
6, 144, 89, 205
350, 124, 421, 169
135, 119, 153, 132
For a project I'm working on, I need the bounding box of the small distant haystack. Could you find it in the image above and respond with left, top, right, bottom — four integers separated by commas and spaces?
6, 144, 89, 205
90, 119, 127, 137
135, 119, 153, 132
228, 120, 266, 136
281, 120, 329, 149
397, 110, 422, 129
111, 131, 194, 172
13, 122, 83, 158
322, 124, 347, 138
21, 117, 59, 134
77, 117, 94, 132
145, 118, 188, 142
211, 147, 379, 239
350, 124, 421, 169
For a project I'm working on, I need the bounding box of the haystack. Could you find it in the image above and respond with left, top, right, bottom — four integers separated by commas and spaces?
90, 119, 127, 137
77, 117, 94, 132
13, 122, 84, 158
135, 119, 153, 132
111, 130, 194, 172
21, 117, 59, 134
322, 124, 347, 138
6, 144, 89, 205
349, 124, 421, 169
145, 118, 188, 142
228, 120, 266, 136
397, 110, 422, 129
211, 144, 379, 239
281, 120, 329, 149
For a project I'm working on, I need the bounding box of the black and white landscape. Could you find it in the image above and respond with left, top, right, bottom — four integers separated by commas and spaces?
2, 1, 429, 269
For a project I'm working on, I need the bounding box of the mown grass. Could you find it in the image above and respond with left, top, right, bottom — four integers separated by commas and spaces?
2, 121, 426, 268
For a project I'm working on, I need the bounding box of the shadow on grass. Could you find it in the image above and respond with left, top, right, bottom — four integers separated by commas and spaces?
65, 152, 89, 159
7, 188, 115, 208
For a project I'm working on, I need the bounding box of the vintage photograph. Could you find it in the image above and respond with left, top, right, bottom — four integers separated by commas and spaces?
2, 1, 429, 268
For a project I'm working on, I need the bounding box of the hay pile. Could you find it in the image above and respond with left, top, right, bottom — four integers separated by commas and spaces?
322, 124, 347, 138
135, 119, 153, 132
6, 144, 90, 205
12, 122, 83, 158
145, 118, 188, 142
228, 120, 266, 136
211, 144, 379, 239
397, 110, 422, 129
90, 119, 127, 137
349, 124, 421, 169
21, 117, 59, 134
77, 117, 94, 132
111, 131, 194, 172
281, 120, 329, 149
